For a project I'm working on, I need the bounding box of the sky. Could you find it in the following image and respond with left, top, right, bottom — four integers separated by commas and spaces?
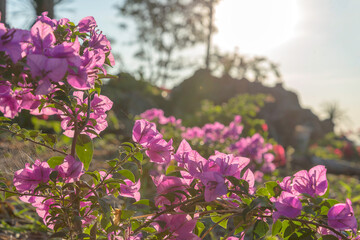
6, 0, 360, 142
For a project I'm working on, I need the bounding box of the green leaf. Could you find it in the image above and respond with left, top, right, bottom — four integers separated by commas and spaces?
0, 117, 10, 121
195, 222, 205, 236
256, 187, 270, 197
141, 227, 156, 233
253, 220, 269, 238
117, 169, 135, 183
283, 221, 295, 238
47, 156, 65, 168
121, 210, 135, 220
272, 220, 282, 236
288, 233, 300, 240
49, 232, 67, 238
211, 214, 230, 229
76, 134, 94, 170
90, 222, 97, 240
86, 171, 101, 184
49, 171, 59, 183
5, 191, 17, 199
339, 181, 352, 198
133, 199, 150, 206
98, 198, 111, 214
41, 133, 57, 147
134, 152, 143, 162
266, 181, 281, 197
107, 159, 118, 167
321, 235, 340, 240
166, 165, 186, 175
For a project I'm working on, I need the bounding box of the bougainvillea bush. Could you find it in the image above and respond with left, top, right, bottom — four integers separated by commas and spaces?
309, 133, 360, 162
138, 107, 285, 182
0, 13, 359, 239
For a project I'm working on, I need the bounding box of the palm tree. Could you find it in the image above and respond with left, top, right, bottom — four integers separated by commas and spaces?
322, 101, 347, 124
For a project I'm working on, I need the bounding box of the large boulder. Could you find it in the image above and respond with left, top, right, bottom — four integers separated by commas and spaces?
170, 69, 332, 149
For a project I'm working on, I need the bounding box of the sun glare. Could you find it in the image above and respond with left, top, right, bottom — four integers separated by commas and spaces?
214, 0, 299, 54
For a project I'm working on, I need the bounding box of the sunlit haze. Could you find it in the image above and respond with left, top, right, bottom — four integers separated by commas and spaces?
214, 0, 299, 54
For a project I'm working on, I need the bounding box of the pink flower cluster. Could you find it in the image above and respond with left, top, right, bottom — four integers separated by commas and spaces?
273, 165, 329, 221
61, 91, 113, 138
139, 109, 281, 176
13, 156, 84, 226
132, 119, 253, 203
13, 157, 142, 228
272, 164, 358, 237
133, 120, 356, 238
0, 12, 114, 124
140, 108, 182, 127
132, 119, 174, 164
182, 115, 243, 143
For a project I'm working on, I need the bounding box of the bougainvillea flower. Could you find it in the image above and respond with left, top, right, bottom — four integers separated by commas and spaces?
0, 90, 20, 118
154, 176, 187, 207
132, 119, 161, 147
278, 176, 295, 194
230, 133, 272, 163
145, 138, 173, 164
261, 153, 276, 173
55, 155, 84, 182
34, 198, 56, 229
154, 214, 199, 240
0, 28, 30, 63
19, 91, 41, 111
273, 144, 286, 167
139, 108, 165, 121
242, 169, 255, 194
293, 165, 328, 197
199, 171, 227, 202
13, 159, 51, 193
30, 20, 56, 52
77, 16, 97, 33
27, 54, 68, 94
174, 139, 192, 164
180, 150, 208, 185
273, 191, 302, 222
120, 179, 141, 201
209, 151, 249, 178
328, 198, 357, 233
60, 91, 112, 139
89, 30, 112, 53
90, 94, 113, 116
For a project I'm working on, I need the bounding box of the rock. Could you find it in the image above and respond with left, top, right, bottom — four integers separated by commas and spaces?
170, 69, 332, 149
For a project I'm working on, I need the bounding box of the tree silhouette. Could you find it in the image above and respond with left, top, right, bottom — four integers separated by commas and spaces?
322, 101, 347, 124
211, 47, 282, 83
118, 0, 221, 86
0, 0, 6, 24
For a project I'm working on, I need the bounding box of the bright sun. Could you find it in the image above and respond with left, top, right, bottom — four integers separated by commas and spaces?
214, 0, 299, 54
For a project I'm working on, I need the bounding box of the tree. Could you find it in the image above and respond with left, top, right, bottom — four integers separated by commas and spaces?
322, 101, 347, 125
0, 0, 6, 24
118, 0, 221, 86
211, 47, 282, 83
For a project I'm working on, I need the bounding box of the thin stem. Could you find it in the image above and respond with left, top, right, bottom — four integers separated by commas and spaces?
0, 187, 58, 199
201, 214, 232, 239
0, 127, 67, 155
133, 196, 203, 234
257, 215, 350, 240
